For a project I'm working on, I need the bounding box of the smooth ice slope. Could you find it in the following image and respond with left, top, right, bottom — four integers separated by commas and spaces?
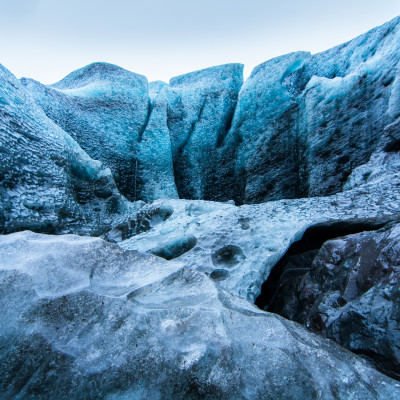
1, 231, 399, 399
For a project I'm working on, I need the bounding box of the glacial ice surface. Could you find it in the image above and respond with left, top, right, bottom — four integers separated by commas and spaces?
212, 16, 400, 203
0, 64, 130, 236
120, 164, 400, 302
1, 16, 400, 399
1, 231, 399, 399
16, 17, 400, 205
21, 62, 150, 201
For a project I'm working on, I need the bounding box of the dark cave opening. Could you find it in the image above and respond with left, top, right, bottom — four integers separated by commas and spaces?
254, 219, 389, 311
254, 217, 400, 381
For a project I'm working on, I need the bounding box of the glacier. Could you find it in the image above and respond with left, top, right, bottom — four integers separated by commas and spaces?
1, 15, 400, 400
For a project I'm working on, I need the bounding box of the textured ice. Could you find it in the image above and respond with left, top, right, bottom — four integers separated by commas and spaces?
1, 231, 399, 399
136, 85, 178, 201
0, 64, 130, 235
1, 16, 400, 399
120, 166, 400, 302
165, 63, 244, 199
148, 80, 168, 102
21, 63, 150, 200
211, 16, 400, 203
14, 17, 400, 206
263, 222, 400, 380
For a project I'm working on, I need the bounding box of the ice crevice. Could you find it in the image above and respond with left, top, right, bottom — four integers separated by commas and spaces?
255, 217, 400, 381
254, 219, 392, 311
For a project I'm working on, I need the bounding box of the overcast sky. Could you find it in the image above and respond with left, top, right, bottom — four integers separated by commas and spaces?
1, 0, 400, 84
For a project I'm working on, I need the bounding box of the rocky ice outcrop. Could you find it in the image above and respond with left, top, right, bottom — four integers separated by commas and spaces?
21, 63, 150, 201
0, 64, 129, 236
1, 231, 399, 399
214, 51, 311, 203
259, 221, 400, 381
298, 17, 400, 198
21, 62, 246, 203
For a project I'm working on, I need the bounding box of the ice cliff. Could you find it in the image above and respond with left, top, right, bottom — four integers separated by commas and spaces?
1, 15, 400, 400
18, 16, 400, 208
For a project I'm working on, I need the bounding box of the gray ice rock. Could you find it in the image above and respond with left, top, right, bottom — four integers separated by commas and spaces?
344, 117, 400, 190
262, 222, 400, 381
21, 63, 150, 201
1, 230, 399, 399
165, 63, 244, 199
0, 64, 129, 236
214, 16, 400, 204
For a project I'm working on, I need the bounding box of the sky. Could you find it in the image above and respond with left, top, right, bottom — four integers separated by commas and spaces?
1, 0, 400, 85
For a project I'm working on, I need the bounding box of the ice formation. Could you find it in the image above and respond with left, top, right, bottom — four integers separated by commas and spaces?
1, 15, 400, 400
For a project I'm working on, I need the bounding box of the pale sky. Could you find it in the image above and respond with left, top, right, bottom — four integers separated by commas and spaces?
1, 0, 400, 84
